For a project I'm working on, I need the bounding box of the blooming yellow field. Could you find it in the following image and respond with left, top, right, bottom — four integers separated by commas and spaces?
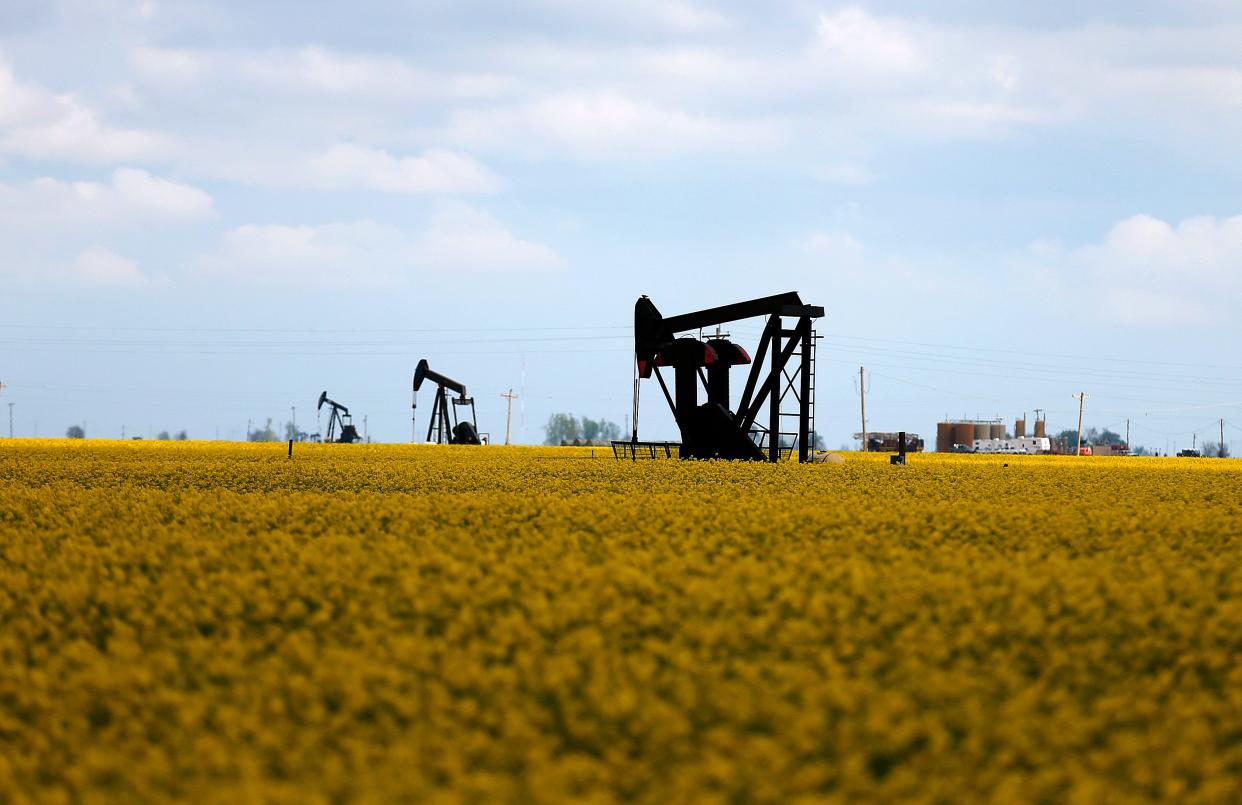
0, 440, 1238, 802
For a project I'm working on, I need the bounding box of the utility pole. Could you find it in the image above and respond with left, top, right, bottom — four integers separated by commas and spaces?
500, 388, 519, 445
858, 366, 868, 452
363, 414, 368, 443
291, 407, 297, 441
1126, 418, 1130, 452
1073, 392, 1088, 455
1221, 419, 1226, 458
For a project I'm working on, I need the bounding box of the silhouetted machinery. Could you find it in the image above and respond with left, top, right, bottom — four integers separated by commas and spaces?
317, 391, 361, 443
621, 292, 823, 462
412, 359, 482, 445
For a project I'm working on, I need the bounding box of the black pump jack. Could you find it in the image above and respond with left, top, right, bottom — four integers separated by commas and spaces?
631, 292, 823, 462
317, 391, 361, 443
412, 359, 482, 445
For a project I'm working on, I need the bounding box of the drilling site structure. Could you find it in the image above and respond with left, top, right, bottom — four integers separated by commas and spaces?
934, 412, 1051, 454
412, 360, 483, 445
317, 391, 361, 443
620, 291, 823, 462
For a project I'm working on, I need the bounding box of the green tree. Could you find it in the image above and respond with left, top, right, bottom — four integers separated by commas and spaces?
544, 414, 623, 445
581, 417, 622, 442
66, 425, 85, 439
157, 431, 171, 440
543, 413, 581, 445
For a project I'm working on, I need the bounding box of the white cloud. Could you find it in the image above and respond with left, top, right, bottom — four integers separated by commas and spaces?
0, 168, 214, 224
204, 221, 398, 285
815, 7, 920, 74
414, 203, 564, 270
128, 46, 204, 85
96, 11, 1242, 178
200, 204, 563, 285
810, 161, 874, 186
0, 56, 172, 163
129, 45, 510, 100
802, 230, 863, 262
447, 91, 777, 159
1021, 213, 1242, 326
70, 246, 149, 286
305, 145, 502, 194
240, 46, 428, 96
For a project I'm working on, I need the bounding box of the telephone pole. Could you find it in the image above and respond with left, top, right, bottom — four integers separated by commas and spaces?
1073, 392, 1088, 455
1222, 419, 1226, 458
858, 366, 868, 452
500, 388, 519, 445
291, 407, 297, 441
1126, 418, 1130, 451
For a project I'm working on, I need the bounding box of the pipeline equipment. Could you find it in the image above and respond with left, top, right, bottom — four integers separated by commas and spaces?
412, 360, 482, 445
317, 391, 361, 443
622, 291, 824, 462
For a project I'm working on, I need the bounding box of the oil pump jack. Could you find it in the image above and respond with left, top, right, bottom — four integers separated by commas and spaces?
626, 292, 823, 462
317, 391, 362, 443
412, 359, 482, 445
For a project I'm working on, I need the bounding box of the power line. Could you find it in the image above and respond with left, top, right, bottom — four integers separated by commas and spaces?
814, 356, 1242, 401
821, 340, 1242, 390
0, 334, 630, 349
0, 323, 630, 334
819, 332, 1242, 373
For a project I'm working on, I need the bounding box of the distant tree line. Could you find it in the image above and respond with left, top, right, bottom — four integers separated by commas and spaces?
64, 426, 188, 439
1054, 427, 1124, 447
544, 413, 622, 445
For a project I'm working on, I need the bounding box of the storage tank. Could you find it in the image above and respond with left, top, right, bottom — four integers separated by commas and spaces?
974, 423, 990, 441
952, 423, 974, 448
1034, 418, 1046, 438
936, 422, 954, 452
990, 423, 1005, 440
1015, 417, 1026, 438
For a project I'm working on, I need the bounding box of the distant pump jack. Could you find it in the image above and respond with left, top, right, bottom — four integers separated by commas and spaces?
317, 391, 361, 443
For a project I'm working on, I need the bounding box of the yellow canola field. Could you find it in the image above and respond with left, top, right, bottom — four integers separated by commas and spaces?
0, 440, 1239, 803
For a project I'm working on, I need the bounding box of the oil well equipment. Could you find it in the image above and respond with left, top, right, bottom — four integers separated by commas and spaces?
317, 391, 361, 443
620, 291, 823, 462
412, 359, 483, 445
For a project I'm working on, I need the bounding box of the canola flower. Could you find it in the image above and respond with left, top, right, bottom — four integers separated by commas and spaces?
0, 439, 1239, 802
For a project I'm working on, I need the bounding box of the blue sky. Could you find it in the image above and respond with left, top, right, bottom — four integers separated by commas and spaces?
2, 0, 1241, 452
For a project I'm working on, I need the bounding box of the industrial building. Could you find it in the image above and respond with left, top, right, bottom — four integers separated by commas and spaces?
935, 413, 1051, 454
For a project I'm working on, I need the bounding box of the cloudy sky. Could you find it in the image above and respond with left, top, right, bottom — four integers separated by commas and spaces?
2, 0, 1241, 451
